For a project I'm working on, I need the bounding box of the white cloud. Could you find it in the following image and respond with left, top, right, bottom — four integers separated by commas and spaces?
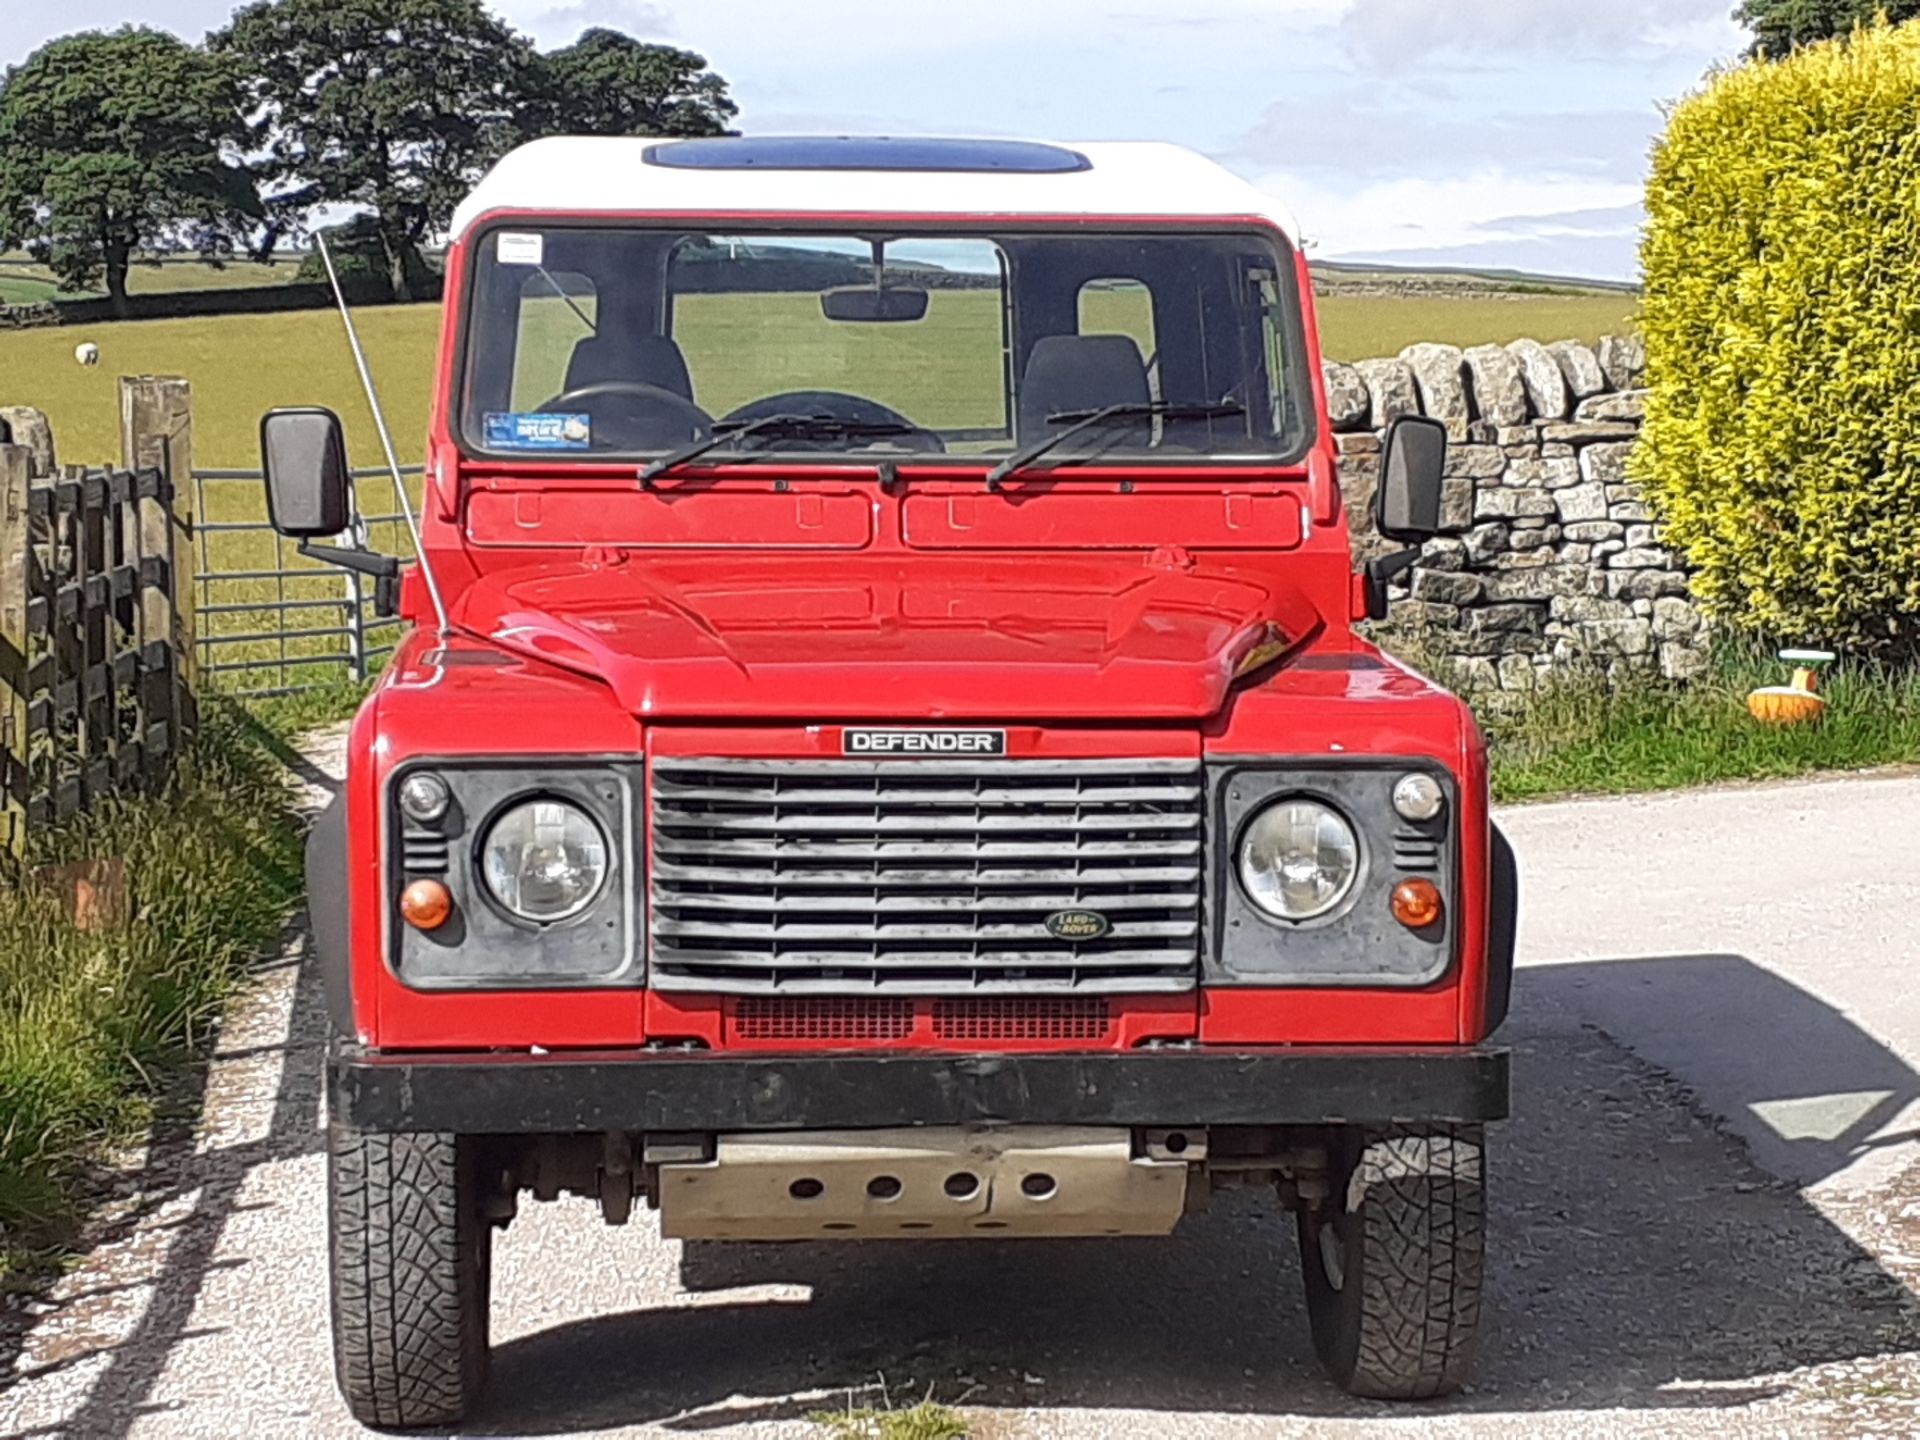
1338, 0, 1740, 70
1234, 94, 1658, 184
1258, 166, 1642, 259
480, 0, 1731, 280
500, 0, 1339, 56
528, 0, 677, 43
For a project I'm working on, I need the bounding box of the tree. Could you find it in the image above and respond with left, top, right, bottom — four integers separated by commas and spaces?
532, 29, 736, 139
1736, 0, 1920, 56
212, 0, 538, 301
292, 213, 440, 294
0, 28, 259, 311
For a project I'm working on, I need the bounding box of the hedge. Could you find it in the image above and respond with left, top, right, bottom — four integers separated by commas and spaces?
1638, 20, 1920, 660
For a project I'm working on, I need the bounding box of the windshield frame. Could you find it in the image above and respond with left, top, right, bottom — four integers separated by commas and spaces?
450, 212, 1319, 471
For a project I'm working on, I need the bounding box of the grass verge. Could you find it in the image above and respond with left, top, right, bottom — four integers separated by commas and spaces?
1483, 645, 1920, 804
811, 1400, 971, 1440
0, 697, 318, 1278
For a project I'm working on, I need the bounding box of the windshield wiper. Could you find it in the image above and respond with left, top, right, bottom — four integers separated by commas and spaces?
985, 400, 1248, 490
639, 414, 918, 485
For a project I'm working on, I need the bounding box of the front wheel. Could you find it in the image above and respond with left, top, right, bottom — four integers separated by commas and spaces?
328, 1123, 492, 1429
1298, 1124, 1486, 1400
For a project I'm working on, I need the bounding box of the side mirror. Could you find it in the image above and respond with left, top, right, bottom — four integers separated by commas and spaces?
821, 285, 930, 323
261, 406, 351, 538
1374, 415, 1449, 543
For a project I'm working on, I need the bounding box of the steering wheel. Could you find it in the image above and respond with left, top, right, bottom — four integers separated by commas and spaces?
537, 381, 713, 452
721, 391, 946, 453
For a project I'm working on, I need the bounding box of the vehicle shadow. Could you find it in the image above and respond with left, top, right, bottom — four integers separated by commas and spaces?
1524, 952, 1920, 1187
467, 955, 1920, 1434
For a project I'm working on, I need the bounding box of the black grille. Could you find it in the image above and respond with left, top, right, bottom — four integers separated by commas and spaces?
648, 758, 1204, 993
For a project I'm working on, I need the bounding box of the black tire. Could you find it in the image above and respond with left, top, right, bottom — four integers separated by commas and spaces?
328, 1123, 491, 1429
1298, 1124, 1485, 1400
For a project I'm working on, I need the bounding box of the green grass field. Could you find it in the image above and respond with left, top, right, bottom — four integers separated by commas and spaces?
2, 289, 1638, 469
1314, 292, 1637, 361
2, 304, 442, 468
0, 271, 62, 305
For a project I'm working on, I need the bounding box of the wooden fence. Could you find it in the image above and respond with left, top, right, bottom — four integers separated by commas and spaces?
0, 378, 196, 858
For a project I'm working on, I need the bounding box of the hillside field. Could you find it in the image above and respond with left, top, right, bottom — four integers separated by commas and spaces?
0, 257, 306, 305
1, 290, 1637, 469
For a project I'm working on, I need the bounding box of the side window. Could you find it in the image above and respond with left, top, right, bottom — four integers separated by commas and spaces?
1248, 266, 1293, 439
1078, 278, 1156, 369
510, 271, 599, 409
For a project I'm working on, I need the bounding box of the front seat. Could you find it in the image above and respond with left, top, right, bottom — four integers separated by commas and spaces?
1017, 334, 1151, 447
563, 333, 696, 401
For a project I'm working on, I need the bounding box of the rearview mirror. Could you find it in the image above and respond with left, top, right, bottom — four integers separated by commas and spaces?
261, 407, 351, 538
1375, 415, 1449, 543
821, 285, 930, 323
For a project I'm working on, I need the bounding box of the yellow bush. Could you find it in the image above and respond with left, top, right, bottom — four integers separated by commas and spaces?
1639, 20, 1920, 659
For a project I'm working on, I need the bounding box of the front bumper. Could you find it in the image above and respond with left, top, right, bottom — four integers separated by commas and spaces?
329, 1044, 1510, 1134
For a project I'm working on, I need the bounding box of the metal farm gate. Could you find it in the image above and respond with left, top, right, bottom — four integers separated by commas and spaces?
190, 465, 416, 694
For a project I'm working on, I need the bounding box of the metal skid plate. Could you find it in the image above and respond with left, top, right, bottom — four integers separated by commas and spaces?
657, 1126, 1189, 1241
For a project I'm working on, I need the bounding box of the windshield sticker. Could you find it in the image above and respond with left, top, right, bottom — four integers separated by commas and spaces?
495, 231, 545, 266
484, 412, 591, 450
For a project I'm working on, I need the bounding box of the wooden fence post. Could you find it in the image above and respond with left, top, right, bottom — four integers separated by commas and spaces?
0, 444, 29, 858
0, 406, 56, 479
118, 377, 197, 757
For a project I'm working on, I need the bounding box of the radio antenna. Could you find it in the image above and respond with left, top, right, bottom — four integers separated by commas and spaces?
315, 229, 450, 640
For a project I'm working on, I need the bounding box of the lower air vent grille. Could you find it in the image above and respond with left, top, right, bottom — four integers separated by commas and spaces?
932, 997, 1111, 1042
732, 997, 915, 1042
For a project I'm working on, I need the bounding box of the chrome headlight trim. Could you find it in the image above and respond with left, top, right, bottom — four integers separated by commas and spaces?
1235, 795, 1363, 923
478, 796, 611, 924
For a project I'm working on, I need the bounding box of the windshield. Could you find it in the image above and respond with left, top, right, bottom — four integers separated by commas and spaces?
459, 224, 1313, 465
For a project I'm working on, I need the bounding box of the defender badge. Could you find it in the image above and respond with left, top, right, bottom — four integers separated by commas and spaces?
842, 728, 1007, 756
1045, 909, 1112, 941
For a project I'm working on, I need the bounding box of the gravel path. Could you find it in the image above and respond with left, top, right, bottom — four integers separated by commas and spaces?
6, 740, 1920, 1439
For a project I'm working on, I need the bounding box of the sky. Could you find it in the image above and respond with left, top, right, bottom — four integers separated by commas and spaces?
4, 0, 1750, 281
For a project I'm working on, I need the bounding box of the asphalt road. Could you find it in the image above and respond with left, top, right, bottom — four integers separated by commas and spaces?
7, 753, 1920, 1438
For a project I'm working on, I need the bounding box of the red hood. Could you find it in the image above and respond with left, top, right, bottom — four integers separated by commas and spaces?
453, 553, 1328, 720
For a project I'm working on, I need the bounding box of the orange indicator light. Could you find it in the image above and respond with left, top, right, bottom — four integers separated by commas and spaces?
401, 879, 453, 931
1391, 878, 1444, 930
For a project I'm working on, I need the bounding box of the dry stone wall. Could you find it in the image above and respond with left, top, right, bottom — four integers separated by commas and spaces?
1329, 335, 1709, 700
0, 303, 60, 330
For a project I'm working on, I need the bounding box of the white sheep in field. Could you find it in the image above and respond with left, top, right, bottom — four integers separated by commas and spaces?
74, 341, 100, 367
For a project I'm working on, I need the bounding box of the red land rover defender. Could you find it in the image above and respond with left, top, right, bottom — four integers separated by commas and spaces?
269, 136, 1517, 1429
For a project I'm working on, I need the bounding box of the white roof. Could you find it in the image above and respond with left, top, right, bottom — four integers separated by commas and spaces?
450, 136, 1300, 243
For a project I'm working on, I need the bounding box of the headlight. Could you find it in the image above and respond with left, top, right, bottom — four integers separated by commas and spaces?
480, 798, 609, 922
397, 771, 451, 823
1237, 798, 1361, 921
1391, 772, 1445, 822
